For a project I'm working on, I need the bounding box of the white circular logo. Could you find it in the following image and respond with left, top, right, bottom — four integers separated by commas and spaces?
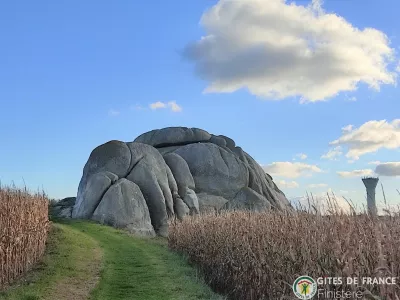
293, 276, 317, 299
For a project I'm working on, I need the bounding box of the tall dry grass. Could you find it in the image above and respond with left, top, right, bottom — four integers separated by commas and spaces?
0, 185, 49, 289
168, 197, 400, 299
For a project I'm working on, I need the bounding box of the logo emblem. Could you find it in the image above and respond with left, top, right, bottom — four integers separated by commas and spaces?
293, 276, 317, 299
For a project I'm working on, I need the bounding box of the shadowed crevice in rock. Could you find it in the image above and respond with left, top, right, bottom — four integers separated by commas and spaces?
217, 146, 229, 171
163, 152, 195, 199
218, 135, 236, 151
154, 140, 207, 148
124, 145, 170, 236
91, 178, 115, 217
160, 177, 175, 218
122, 144, 134, 178
123, 153, 144, 180
92, 179, 155, 237
73, 171, 119, 219
134, 127, 211, 148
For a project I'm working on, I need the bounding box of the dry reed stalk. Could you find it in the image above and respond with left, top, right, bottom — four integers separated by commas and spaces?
0, 185, 49, 289
169, 196, 400, 299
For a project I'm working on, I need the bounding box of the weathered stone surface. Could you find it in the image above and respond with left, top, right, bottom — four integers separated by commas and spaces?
232, 146, 249, 165
73, 142, 172, 237
182, 187, 200, 215
218, 135, 236, 151
92, 179, 155, 237
73, 171, 118, 219
174, 197, 190, 220
196, 192, 229, 212
163, 153, 195, 198
209, 135, 227, 148
222, 187, 272, 212
174, 143, 249, 199
73, 126, 292, 237
134, 127, 211, 147
243, 152, 292, 210
165, 164, 178, 195
77, 141, 132, 194
124, 142, 172, 236
157, 146, 181, 156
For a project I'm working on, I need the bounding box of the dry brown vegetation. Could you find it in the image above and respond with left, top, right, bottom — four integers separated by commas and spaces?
0, 185, 49, 289
169, 199, 400, 299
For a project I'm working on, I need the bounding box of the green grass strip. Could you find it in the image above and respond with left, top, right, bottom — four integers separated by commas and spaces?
67, 220, 224, 300
0, 222, 102, 300
1, 219, 224, 300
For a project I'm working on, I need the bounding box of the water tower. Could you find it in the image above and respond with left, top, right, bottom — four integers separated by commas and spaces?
362, 177, 379, 216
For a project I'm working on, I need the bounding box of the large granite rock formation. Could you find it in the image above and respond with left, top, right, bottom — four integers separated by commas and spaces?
72, 127, 292, 237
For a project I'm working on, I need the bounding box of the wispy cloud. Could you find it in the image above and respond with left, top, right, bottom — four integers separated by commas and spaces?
294, 153, 307, 160
263, 162, 322, 179
149, 101, 183, 113
167, 101, 183, 112
277, 180, 299, 189
329, 119, 400, 160
149, 101, 167, 110
337, 169, 374, 178
321, 146, 342, 160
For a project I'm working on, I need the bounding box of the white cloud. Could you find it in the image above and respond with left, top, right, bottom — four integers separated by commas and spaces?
308, 183, 328, 188
337, 169, 374, 178
108, 109, 120, 117
330, 119, 400, 159
149, 101, 183, 112
368, 161, 381, 165
347, 160, 355, 164
321, 146, 342, 160
375, 162, 400, 176
263, 162, 322, 178
167, 101, 183, 112
183, 0, 398, 102
150, 101, 167, 110
277, 180, 299, 189
295, 153, 308, 160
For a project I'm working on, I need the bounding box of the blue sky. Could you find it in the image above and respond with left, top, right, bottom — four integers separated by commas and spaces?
1, 0, 399, 212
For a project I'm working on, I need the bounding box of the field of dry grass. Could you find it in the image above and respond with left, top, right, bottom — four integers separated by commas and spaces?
0, 186, 49, 289
169, 201, 400, 299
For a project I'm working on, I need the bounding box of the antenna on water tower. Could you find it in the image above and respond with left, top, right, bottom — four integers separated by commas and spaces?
362, 177, 379, 216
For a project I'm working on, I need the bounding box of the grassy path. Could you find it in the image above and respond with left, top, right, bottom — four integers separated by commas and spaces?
1, 220, 223, 300
0, 222, 103, 300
